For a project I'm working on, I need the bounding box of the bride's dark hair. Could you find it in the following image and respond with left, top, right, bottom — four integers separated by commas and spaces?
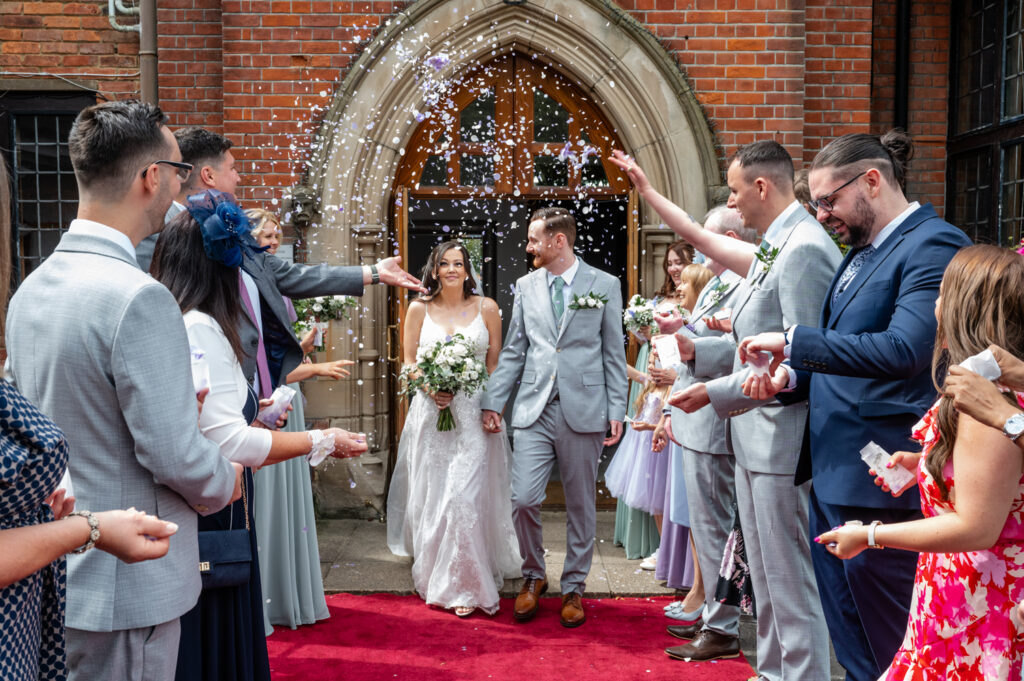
419, 240, 479, 301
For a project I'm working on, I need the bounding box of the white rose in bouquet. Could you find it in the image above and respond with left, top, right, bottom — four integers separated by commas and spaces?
400, 333, 488, 431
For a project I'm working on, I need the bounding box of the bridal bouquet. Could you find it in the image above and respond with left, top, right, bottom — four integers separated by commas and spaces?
400, 333, 487, 431
293, 295, 358, 349
623, 294, 659, 340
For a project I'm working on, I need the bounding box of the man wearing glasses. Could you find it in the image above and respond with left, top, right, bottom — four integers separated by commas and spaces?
738, 130, 971, 681
5, 100, 243, 680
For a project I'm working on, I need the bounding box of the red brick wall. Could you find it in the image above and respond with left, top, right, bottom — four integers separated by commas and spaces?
621, 0, 811, 166
0, 0, 140, 99
159, 0, 224, 130
803, 0, 874, 166
1, 0, 950, 214
220, 0, 410, 202
871, 0, 950, 213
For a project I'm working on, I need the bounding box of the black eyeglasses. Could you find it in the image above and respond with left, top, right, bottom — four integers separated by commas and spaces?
808, 171, 866, 213
141, 160, 193, 182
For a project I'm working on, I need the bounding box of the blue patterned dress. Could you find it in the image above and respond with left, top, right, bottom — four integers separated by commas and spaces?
0, 379, 70, 680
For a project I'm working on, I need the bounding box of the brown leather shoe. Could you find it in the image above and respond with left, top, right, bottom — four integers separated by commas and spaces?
560, 592, 585, 628
666, 618, 703, 640
665, 629, 740, 661
513, 577, 548, 621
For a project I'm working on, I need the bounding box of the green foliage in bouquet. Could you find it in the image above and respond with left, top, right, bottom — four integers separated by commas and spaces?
399, 333, 487, 431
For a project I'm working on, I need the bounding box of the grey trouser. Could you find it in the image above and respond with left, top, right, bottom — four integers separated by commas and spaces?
735, 464, 829, 681
67, 618, 181, 681
511, 399, 604, 595
681, 445, 741, 636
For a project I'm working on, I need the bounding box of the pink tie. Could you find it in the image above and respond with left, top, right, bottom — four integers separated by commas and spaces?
238, 272, 273, 398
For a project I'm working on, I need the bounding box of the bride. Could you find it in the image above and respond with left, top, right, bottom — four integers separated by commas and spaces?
387, 240, 520, 617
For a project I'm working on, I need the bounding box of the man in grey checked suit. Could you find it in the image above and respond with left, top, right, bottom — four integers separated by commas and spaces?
481, 207, 627, 628
613, 142, 840, 680
653, 206, 757, 662
5, 100, 241, 680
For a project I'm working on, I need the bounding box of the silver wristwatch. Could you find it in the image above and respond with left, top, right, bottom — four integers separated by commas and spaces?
1003, 412, 1024, 442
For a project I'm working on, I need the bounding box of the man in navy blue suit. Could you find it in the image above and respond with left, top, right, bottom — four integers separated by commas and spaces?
738, 130, 971, 681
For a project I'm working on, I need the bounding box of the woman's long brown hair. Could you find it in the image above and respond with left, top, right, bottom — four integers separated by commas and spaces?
657, 240, 694, 298
928, 244, 1024, 499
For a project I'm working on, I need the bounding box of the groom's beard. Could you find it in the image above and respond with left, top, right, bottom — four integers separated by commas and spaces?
532, 253, 550, 269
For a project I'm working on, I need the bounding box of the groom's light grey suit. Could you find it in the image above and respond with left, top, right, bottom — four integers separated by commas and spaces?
696, 203, 841, 681
481, 257, 626, 594
5, 231, 237, 679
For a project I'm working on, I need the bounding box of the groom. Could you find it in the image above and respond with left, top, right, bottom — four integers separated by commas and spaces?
481, 207, 626, 628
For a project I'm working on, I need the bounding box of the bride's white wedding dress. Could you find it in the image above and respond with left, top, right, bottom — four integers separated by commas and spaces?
386, 302, 521, 614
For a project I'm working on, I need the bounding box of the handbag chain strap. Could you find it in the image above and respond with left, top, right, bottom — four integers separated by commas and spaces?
242, 471, 250, 531
229, 470, 251, 532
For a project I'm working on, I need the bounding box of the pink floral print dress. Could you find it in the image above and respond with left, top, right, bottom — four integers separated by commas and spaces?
882, 401, 1024, 680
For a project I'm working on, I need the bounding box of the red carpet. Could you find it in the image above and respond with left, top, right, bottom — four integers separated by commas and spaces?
267, 593, 754, 681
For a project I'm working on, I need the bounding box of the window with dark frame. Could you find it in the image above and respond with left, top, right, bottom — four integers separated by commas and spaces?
947, 0, 1024, 247
0, 92, 95, 284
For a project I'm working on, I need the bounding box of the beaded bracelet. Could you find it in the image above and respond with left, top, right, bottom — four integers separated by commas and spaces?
69, 510, 100, 554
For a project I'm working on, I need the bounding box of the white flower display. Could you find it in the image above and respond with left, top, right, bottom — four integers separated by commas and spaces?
292, 295, 358, 350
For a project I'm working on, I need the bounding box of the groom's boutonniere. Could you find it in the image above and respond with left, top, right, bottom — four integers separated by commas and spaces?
569, 292, 608, 310
753, 243, 780, 285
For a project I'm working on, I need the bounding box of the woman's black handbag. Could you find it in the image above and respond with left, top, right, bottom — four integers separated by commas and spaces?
198, 475, 252, 589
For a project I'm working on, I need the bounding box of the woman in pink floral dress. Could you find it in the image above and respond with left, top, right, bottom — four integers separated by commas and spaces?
819, 244, 1024, 680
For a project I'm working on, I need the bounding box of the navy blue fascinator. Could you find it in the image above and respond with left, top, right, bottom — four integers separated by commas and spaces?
186, 190, 267, 268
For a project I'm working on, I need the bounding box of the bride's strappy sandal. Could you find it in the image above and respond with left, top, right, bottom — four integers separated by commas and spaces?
454, 606, 474, 617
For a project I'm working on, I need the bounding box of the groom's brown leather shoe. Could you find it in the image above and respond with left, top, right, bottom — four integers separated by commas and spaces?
513, 577, 548, 621
665, 629, 740, 661
666, 618, 703, 640
560, 592, 585, 628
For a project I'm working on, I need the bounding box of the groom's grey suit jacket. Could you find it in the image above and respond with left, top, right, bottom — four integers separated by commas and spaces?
481, 258, 627, 433
5, 232, 237, 632
699, 207, 842, 475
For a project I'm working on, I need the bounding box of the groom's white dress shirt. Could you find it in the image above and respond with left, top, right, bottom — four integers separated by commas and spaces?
547, 255, 580, 311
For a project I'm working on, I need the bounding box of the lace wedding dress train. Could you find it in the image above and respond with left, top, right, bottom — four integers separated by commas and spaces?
386, 307, 521, 614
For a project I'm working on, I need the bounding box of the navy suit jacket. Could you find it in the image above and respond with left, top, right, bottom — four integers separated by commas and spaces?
783, 204, 971, 510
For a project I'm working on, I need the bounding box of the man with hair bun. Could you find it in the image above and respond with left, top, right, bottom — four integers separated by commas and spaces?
739, 129, 972, 680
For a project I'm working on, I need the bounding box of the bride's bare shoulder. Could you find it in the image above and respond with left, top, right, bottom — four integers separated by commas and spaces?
407, 299, 428, 319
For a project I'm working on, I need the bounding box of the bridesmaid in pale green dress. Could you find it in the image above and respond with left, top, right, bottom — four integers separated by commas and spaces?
247, 209, 354, 633
613, 240, 693, 560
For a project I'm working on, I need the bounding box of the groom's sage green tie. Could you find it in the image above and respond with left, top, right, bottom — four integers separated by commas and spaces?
551, 275, 566, 322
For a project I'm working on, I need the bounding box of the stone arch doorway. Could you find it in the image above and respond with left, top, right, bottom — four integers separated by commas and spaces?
389, 52, 635, 507
302, 0, 720, 515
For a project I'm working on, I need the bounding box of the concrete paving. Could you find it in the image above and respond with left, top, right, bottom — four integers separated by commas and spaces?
316, 509, 845, 679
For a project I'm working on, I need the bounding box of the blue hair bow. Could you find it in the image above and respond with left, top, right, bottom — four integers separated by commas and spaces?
185, 190, 267, 268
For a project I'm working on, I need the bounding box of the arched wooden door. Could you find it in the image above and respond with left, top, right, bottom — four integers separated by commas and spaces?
388, 52, 638, 507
